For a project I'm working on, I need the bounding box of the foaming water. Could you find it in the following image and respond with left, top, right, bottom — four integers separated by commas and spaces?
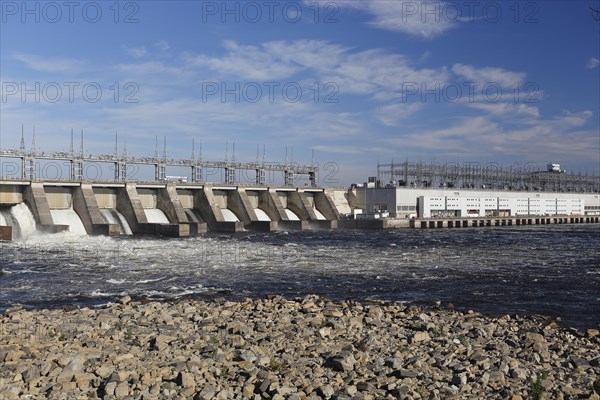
314, 209, 326, 220
50, 209, 87, 234
254, 208, 271, 221
285, 209, 300, 221
100, 209, 133, 235
0, 203, 37, 240
221, 209, 239, 222
0, 225, 598, 328
144, 209, 169, 224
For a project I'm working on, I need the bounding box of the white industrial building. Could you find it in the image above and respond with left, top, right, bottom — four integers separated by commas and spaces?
355, 187, 600, 219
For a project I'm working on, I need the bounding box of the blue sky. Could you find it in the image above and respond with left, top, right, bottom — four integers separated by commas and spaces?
1, 0, 599, 185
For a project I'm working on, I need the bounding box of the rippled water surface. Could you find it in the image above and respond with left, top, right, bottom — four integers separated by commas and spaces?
1, 225, 598, 327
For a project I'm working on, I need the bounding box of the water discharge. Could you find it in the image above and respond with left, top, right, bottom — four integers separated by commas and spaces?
184, 209, 200, 223
99, 209, 133, 235
50, 209, 87, 235
254, 208, 271, 221
0, 203, 37, 239
284, 208, 300, 220
314, 209, 326, 220
221, 208, 239, 222
144, 209, 170, 224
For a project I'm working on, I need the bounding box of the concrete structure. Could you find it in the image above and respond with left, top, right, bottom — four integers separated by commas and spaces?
356, 187, 600, 219
0, 180, 340, 240
410, 215, 599, 229
376, 161, 600, 193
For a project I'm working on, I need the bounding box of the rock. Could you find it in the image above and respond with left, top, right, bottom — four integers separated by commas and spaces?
326, 351, 356, 372
318, 385, 335, 398
451, 373, 467, 386
412, 332, 431, 344
197, 385, 217, 400
4, 350, 24, 362
0, 297, 598, 400
510, 368, 528, 380
318, 327, 332, 338
119, 295, 131, 305
115, 382, 129, 397
179, 372, 195, 388
242, 383, 255, 397
487, 370, 506, 389
237, 350, 257, 362
104, 381, 117, 396
570, 356, 590, 368
0, 386, 20, 400
346, 385, 358, 396
57, 357, 84, 383
95, 364, 114, 379
524, 332, 544, 345
21, 366, 40, 382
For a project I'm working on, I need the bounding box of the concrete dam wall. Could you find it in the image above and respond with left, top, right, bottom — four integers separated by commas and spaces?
0, 181, 341, 240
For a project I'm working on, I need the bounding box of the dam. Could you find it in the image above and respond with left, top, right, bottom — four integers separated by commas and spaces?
0, 181, 340, 240
2, 133, 598, 240
0, 132, 343, 240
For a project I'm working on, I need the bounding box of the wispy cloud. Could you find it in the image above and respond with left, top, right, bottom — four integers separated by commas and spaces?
389, 110, 597, 161
115, 61, 182, 75
11, 53, 86, 74
311, 0, 458, 38
376, 103, 423, 126
184, 40, 448, 102
154, 41, 170, 52
586, 57, 600, 69
184, 40, 308, 80
452, 64, 526, 87
123, 46, 148, 58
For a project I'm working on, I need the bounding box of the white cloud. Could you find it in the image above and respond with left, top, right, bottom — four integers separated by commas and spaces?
376, 103, 423, 126
313, 0, 458, 38
388, 110, 597, 162
586, 58, 600, 69
155, 41, 170, 52
468, 102, 540, 118
184, 40, 307, 80
123, 46, 148, 58
115, 61, 181, 75
11, 53, 86, 74
452, 64, 526, 87
184, 40, 449, 103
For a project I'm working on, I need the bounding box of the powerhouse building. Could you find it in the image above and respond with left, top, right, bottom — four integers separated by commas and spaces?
356, 187, 600, 219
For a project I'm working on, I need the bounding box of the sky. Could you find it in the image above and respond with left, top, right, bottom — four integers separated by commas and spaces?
1, 0, 599, 186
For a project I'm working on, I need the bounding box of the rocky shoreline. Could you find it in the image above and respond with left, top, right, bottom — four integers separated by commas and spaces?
1, 296, 599, 399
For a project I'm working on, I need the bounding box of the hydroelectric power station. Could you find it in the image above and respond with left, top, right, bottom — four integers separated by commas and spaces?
1, 131, 599, 240
0, 132, 340, 240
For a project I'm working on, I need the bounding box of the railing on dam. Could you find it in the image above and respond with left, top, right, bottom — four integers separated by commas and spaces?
0, 144, 318, 186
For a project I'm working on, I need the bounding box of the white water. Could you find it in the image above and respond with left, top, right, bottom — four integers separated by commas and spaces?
314, 209, 327, 220
285, 208, 300, 221
145, 208, 170, 224
0, 203, 37, 239
99, 209, 133, 235
221, 208, 239, 222
184, 209, 205, 224
50, 209, 87, 235
254, 208, 271, 221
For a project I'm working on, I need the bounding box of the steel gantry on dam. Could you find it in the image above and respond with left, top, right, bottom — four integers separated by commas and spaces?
0, 128, 319, 186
